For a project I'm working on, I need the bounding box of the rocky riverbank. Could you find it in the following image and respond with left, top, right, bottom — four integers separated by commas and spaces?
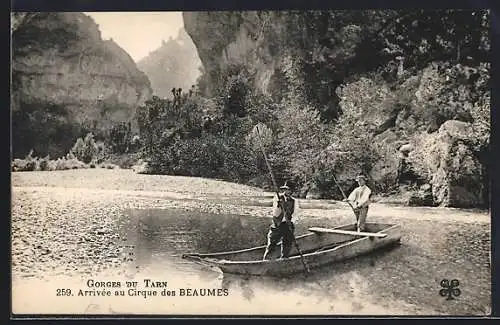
11, 169, 491, 315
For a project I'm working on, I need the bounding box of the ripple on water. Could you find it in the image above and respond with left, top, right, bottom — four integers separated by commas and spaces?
111, 207, 489, 316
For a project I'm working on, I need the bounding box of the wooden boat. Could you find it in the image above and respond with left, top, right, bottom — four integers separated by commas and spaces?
182, 222, 401, 276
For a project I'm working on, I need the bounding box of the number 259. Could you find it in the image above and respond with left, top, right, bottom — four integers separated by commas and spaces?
56, 289, 72, 296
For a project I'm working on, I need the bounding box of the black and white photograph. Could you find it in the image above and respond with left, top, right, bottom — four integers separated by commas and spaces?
11, 9, 491, 316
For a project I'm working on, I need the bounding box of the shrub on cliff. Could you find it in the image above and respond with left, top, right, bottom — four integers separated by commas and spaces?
212, 61, 261, 122
220, 70, 252, 118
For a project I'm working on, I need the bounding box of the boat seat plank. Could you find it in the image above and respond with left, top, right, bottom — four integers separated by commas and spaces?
308, 227, 387, 238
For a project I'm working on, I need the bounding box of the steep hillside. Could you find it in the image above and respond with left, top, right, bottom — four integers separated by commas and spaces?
11, 13, 153, 158
137, 28, 201, 99
182, 10, 490, 208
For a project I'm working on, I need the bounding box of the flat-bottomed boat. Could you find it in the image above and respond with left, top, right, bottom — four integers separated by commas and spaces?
182, 222, 401, 276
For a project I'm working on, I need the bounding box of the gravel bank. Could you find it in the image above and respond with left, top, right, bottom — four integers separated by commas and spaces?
11, 169, 491, 315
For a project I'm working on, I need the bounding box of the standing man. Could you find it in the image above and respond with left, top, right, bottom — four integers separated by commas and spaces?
344, 175, 372, 232
263, 181, 300, 260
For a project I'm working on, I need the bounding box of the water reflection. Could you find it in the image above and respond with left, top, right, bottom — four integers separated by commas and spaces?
118, 208, 401, 311
120, 207, 403, 282
123, 208, 270, 261
115, 207, 489, 315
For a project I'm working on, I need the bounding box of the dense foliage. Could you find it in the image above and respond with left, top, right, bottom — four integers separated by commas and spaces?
136, 9, 490, 203
193, 9, 489, 122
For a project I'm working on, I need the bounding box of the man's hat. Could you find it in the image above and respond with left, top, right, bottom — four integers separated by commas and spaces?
356, 174, 367, 181
280, 181, 292, 190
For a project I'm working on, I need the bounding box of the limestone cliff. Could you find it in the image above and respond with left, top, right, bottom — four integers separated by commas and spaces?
183, 11, 290, 99
137, 28, 201, 99
183, 10, 398, 118
11, 12, 153, 158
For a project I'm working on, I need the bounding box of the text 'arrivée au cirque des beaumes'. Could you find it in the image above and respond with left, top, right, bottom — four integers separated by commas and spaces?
55, 279, 229, 299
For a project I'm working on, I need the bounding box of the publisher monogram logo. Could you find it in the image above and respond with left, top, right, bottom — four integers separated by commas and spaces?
439, 279, 461, 300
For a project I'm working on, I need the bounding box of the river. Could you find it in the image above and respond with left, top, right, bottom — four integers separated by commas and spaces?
11, 170, 491, 316
104, 207, 490, 315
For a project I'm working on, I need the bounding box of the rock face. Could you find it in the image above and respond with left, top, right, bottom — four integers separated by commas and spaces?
183, 11, 277, 97
11, 13, 152, 158
137, 28, 202, 99
420, 120, 485, 208
182, 11, 489, 208
337, 62, 489, 208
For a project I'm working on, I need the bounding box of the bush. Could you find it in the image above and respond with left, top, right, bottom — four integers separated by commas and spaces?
307, 112, 381, 199
38, 155, 50, 171
51, 157, 87, 170
102, 153, 138, 169
11, 135, 120, 172
408, 184, 435, 206
137, 95, 205, 157
11, 156, 89, 172
136, 90, 263, 182
98, 163, 119, 169
12, 159, 35, 172
132, 159, 150, 174
70, 133, 101, 164
109, 122, 133, 154
245, 100, 334, 194
146, 133, 256, 182
11, 150, 38, 172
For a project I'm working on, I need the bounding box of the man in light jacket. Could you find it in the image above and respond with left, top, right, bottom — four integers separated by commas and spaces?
344, 175, 372, 232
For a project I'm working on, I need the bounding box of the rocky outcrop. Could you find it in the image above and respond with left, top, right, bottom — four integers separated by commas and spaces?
408, 184, 435, 207
137, 28, 202, 99
182, 11, 489, 208
183, 12, 242, 95
183, 11, 280, 98
11, 13, 152, 158
410, 120, 486, 208
335, 62, 489, 208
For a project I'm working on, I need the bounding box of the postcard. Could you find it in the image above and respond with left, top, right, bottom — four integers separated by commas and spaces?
11, 9, 491, 316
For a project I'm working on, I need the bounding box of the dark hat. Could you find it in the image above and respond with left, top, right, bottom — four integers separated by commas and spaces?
280, 181, 292, 190
356, 174, 367, 181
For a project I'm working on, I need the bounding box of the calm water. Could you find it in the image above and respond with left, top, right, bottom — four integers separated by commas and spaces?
113, 207, 490, 315
120, 208, 273, 271
118, 207, 385, 275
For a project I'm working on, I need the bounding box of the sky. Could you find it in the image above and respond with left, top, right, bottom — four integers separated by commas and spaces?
85, 12, 184, 62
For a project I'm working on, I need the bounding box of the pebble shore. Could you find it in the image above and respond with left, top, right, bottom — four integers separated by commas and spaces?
11, 169, 491, 315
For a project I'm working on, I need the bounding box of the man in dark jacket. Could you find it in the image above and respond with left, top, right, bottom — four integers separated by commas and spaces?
262, 181, 300, 260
